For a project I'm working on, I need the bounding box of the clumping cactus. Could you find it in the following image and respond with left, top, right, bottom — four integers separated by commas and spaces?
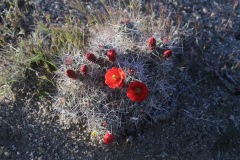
53, 3, 188, 144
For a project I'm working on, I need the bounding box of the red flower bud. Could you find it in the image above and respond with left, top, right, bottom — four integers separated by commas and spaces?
101, 121, 107, 127
65, 57, 73, 65
66, 69, 78, 80
107, 49, 116, 61
128, 68, 135, 75
103, 131, 115, 144
120, 18, 131, 24
86, 52, 96, 62
80, 64, 88, 75
163, 49, 172, 58
147, 36, 156, 50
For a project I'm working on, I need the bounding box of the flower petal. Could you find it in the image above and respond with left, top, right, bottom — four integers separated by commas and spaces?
127, 81, 148, 102
105, 67, 125, 89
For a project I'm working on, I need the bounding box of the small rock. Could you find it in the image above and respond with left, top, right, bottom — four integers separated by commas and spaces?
4, 151, 9, 156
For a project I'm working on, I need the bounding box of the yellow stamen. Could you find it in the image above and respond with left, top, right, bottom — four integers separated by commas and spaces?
112, 74, 117, 80
91, 131, 97, 137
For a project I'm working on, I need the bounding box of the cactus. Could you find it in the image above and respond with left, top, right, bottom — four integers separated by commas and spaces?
53, 3, 188, 143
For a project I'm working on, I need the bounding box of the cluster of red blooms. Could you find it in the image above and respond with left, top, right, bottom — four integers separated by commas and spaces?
105, 67, 148, 102
66, 49, 117, 79
147, 36, 172, 58
65, 37, 173, 144
86, 49, 117, 63
65, 65, 88, 80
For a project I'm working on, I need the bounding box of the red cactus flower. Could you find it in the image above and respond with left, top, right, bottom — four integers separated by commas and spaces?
66, 69, 78, 80
163, 49, 172, 58
105, 67, 125, 89
107, 49, 117, 61
103, 131, 115, 144
127, 81, 148, 102
80, 64, 88, 75
147, 36, 156, 50
86, 52, 97, 62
